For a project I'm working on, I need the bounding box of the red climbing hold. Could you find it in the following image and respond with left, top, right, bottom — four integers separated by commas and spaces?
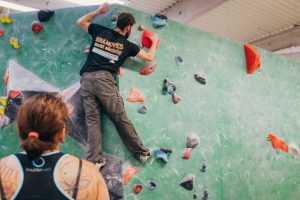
4, 69, 8, 86
0, 29, 3, 37
124, 162, 139, 185
127, 87, 145, 102
268, 133, 289, 153
141, 30, 160, 49
31, 21, 43, 33
9, 90, 21, 99
133, 184, 143, 194
139, 62, 157, 75
119, 67, 124, 76
182, 148, 193, 160
244, 44, 260, 74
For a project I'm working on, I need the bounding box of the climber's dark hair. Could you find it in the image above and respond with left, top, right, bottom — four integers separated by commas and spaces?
117, 12, 136, 30
16, 93, 69, 160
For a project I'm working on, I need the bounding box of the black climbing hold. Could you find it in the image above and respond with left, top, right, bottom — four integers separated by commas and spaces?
186, 134, 199, 149
160, 147, 173, 153
203, 190, 209, 200
201, 162, 207, 172
194, 74, 206, 85
193, 193, 198, 199
147, 181, 157, 190
38, 9, 54, 22
151, 14, 167, 28
180, 174, 194, 191
155, 14, 168, 20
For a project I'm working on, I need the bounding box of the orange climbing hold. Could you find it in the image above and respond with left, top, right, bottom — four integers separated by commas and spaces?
9, 90, 21, 99
141, 30, 160, 49
182, 148, 193, 160
4, 69, 8, 86
124, 162, 139, 185
268, 133, 289, 153
244, 44, 260, 74
127, 87, 145, 102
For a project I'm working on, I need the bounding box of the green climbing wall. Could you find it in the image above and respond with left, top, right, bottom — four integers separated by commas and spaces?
1, 4, 300, 200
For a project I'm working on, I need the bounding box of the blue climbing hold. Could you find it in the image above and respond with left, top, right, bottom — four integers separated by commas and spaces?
175, 56, 183, 66
154, 148, 172, 163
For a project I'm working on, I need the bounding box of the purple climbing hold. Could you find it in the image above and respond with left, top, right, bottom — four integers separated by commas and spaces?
180, 173, 194, 191
138, 106, 147, 114
163, 78, 176, 95
175, 56, 183, 66
186, 134, 199, 149
194, 74, 206, 85
147, 181, 157, 190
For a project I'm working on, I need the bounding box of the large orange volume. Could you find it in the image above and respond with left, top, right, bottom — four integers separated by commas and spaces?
244, 44, 260, 74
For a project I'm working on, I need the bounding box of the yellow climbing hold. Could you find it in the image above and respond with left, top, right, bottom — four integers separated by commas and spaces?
10, 37, 20, 49
1, 15, 12, 24
0, 97, 7, 115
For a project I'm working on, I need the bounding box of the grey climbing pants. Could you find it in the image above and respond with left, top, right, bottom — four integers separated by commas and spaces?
80, 70, 149, 163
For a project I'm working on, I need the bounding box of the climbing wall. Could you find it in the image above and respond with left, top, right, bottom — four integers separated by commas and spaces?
1, 4, 300, 200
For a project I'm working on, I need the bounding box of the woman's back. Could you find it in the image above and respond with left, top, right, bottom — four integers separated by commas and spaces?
0, 153, 109, 200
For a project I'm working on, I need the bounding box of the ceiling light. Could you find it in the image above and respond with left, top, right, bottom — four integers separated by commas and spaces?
64, 0, 126, 6
0, 0, 38, 12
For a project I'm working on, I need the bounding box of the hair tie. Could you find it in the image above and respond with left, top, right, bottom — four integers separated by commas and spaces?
28, 132, 39, 139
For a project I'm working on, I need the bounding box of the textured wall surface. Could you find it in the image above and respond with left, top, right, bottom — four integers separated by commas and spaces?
1, 4, 300, 200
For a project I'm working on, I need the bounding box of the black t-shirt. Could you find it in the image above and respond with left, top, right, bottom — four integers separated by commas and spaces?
80, 23, 140, 75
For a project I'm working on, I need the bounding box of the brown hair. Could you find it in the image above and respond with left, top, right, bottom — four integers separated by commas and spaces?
16, 93, 69, 159
117, 12, 136, 30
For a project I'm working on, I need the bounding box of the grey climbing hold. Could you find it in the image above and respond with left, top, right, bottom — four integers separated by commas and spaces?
147, 181, 157, 190
138, 25, 144, 31
180, 173, 194, 191
289, 142, 300, 158
84, 45, 90, 56
111, 13, 120, 22
194, 74, 206, 85
201, 162, 207, 172
163, 78, 176, 95
186, 134, 199, 149
138, 106, 147, 114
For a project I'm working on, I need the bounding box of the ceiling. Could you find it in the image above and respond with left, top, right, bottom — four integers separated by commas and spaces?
1, 0, 300, 54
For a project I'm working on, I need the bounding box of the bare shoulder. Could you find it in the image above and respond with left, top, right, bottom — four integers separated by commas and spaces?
56, 154, 109, 200
0, 155, 21, 199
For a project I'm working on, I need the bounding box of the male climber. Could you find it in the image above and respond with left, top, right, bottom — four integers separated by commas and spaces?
77, 2, 159, 169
